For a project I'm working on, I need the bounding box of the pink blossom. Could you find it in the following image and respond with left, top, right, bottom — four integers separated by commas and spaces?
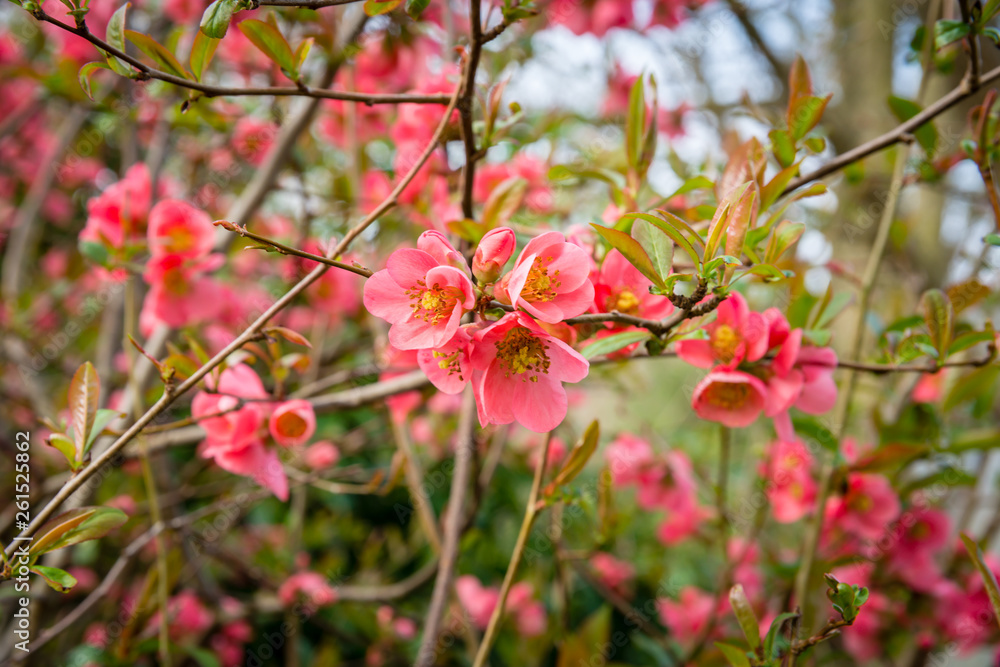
592, 248, 674, 322
912, 370, 947, 403
470, 312, 589, 433
473, 227, 517, 283
304, 441, 340, 470
363, 239, 476, 350
232, 117, 277, 166
507, 582, 547, 636
825, 473, 900, 540
676, 292, 768, 370
605, 433, 657, 487
148, 591, 214, 641
81, 163, 153, 249
590, 552, 635, 595
141, 254, 223, 330
455, 575, 500, 629
269, 399, 316, 447
497, 231, 595, 323
691, 370, 768, 427
762, 440, 816, 523
147, 199, 215, 259
278, 572, 337, 608
417, 325, 476, 395
658, 587, 715, 646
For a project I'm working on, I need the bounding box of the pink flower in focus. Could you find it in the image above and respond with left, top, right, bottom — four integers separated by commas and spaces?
470, 312, 589, 433
417, 325, 475, 394
363, 235, 476, 350
497, 231, 595, 323
269, 399, 316, 447
147, 199, 215, 259
676, 292, 768, 370
691, 370, 768, 427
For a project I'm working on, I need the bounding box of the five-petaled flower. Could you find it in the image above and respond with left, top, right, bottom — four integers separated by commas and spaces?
497, 231, 595, 323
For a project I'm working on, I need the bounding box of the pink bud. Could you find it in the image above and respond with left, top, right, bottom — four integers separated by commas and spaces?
304, 441, 340, 469
269, 399, 316, 447
473, 227, 516, 283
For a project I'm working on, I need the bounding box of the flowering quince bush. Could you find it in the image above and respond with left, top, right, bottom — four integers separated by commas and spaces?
5, 1, 1000, 667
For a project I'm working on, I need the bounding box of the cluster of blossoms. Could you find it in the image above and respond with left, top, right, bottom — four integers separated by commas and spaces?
363, 228, 593, 433
191, 363, 330, 499
676, 292, 838, 439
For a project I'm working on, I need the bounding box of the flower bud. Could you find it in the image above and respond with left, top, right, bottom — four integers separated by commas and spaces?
473, 227, 516, 283
269, 399, 316, 447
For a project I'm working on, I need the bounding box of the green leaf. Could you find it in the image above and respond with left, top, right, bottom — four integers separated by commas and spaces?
69, 362, 99, 468
30, 507, 128, 557
666, 175, 714, 200
549, 420, 600, 489
982, 0, 1000, 25
581, 330, 652, 360
902, 468, 975, 495
591, 224, 666, 290
46, 433, 79, 469
363, 0, 403, 15
729, 584, 761, 651
944, 364, 1000, 412
237, 19, 297, 78
125, 30, 192, 79
960, 533, 1000, 632
625, 76, 647, 174
769, 128, 796, 168
920, 288, 954, 360
707, 182, 752, 260
947, 327, 995, 356
764, 219, 805, 263
77, 61, 111, 100
888, 96, 938, 156
78, 239, 110, 266
723, 186, 757, 281
986, 232, 1000, 246
631, 216, 674, 280
404, 0, 431, 19
760, 161, 800, 210
788, 94, 831, 142
200, 0, 238, 38
189, 29, 220, 81
86, 409, 122, 451
715, 643, 751, 667
787, 54, 814, 117
557, 606, 611, 667
481, 177, 527, 230
104, 2, 133, 76
792, 415, 839, 453
632, 211, 701, 267
763, 612, 800, 659
293, 36, 313, 73
935, 19, 971, 49
31, 565, 78, 593
948, 429, 1000, 452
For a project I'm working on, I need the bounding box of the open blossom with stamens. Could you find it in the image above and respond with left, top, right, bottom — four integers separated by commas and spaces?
470, 312, 589, 432
417, 325, 476, 394
676, 292, 768, 370
496, 231, 595, 323
691, 369, 768, 427
363, 237, 476, 350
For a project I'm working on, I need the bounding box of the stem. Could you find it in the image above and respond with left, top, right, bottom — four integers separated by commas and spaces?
791, 146, 908, 626
717, 425, 731, 525
392, 417, 443, 553
139, 442, 172, 667
472, 433, 552, 667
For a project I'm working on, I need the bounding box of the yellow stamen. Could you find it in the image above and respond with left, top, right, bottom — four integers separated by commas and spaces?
495, 327, 551, 380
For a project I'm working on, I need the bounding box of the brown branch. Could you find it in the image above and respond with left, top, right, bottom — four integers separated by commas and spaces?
24, 9, 450, 106
457, 0, 484, 219
790, 618, 851, 655
214, 220, 374, 276
783, 63, 1000, 196
336, 558, 440, 602
259, 0, 362, 6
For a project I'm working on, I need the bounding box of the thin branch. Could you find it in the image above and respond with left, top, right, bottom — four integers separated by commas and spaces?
259, 0, 362, 6
23, 9, 450, 106
783, 63, 1000, 196
336, 558, 440, 602
457, 0, 484, 219
214, 220, 374, 276
722, 0, 789, 88
415, 387, 477, 667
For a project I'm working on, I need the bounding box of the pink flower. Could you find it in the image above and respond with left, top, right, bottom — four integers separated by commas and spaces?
363, 237, 476, 350
148, 591, 213, 642
473, 227, 516, 283
676, 292, 768, 370
81, 163, 153, 249
417, 325, 476, 394
658, 587, 715, 646
304, 441, 340, 470
470, 312, 590, 433
592, 249, 674, 322
147, 199, 215, 259
591, 553, 635, 595
605, 433, 657, 487
232, 117, 277, 166
141, 254, 223, 330
497, 231, 595, 324
507, 582, 547, 637
825, 473, 900, 540
762, 440, 816, 523
691, 370, 768, 427
278, 572, 337, 608
455, 576, 500, 629
269, 399, 316, 447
